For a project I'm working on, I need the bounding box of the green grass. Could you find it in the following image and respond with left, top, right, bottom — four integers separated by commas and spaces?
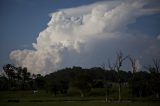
0, 102, 160, 106
0, 90, 160, 106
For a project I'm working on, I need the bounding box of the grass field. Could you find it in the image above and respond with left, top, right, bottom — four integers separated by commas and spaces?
1, 101, 160, 106
0, 90, 160, 106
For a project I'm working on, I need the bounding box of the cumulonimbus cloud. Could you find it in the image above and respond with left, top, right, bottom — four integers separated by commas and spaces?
10, 0, 160, 74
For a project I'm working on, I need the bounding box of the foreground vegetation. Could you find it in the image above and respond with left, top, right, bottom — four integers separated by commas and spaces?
0, 90, 160, 106
1, 65, 160, 99
1, 102, 160, 106
0, 52, 160, 105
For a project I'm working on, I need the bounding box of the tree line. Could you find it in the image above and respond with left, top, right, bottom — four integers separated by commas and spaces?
0, 52, 160, 101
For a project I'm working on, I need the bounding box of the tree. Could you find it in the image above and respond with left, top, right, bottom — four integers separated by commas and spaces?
108, 59, 116, 71
20, 67, 31, 90
59, 80, 69, 94
0, 75, 8, 90
152, 58, 160, 73
149, 71, 160, 98
128, 56, 138, 99
3, 64, 32, 90
35, 74, 45, 90
129, 56, 138, 74
45, 78, 60, 96
131, 72, 151, 97
109, 51, 128, 102
3, 64, 17, 90
147, 58, 160, 98
73, 72, 91, 97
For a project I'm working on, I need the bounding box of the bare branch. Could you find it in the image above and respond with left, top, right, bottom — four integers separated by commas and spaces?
152, 58, 160, 73
144, 58, 160, 73
129, 56, 137, 73
115, 51, 128, 72
107, 59, 116, 71
101, 63, 105, 70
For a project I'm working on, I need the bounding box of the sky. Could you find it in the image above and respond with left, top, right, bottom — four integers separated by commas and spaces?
0, 0, 160, 74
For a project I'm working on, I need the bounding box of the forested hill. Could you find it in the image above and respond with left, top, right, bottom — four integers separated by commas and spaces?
1, 64, 160, 100
44, 66, 160, 97
45, 66, 130, 86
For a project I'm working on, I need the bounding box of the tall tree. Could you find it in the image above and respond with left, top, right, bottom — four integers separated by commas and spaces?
128, 56, 137, 99
129, 56, 138, 74
114, 51, 128, 102
147, 58, 160, 98
152, 58, 160, 73
3, 64, 16, 90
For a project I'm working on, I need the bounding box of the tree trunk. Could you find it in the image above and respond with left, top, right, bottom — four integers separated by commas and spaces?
118, 83, 121, 102
105, 97, 108, 102
156, 93, 159, 98
80, 91, 84, 97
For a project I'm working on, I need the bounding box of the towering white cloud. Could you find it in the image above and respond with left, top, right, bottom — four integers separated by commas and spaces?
10, 0, 160, 74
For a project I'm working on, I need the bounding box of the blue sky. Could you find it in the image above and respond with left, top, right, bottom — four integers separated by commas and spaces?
0, 0, 160, 74
0, 0, 100, 65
